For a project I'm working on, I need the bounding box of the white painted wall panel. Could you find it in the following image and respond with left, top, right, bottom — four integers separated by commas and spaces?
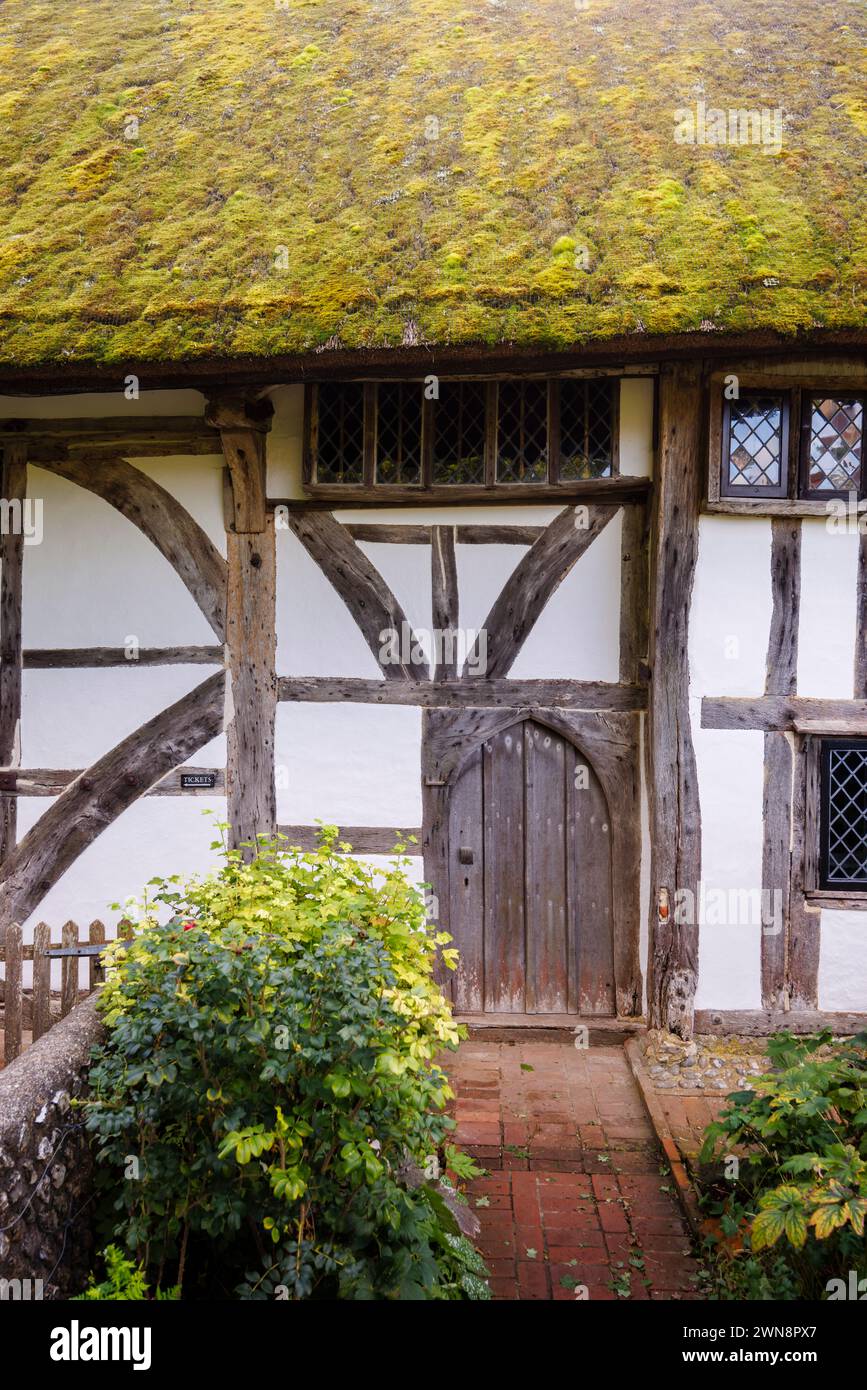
266, 384, 305, 499
275, 703, 422, 824
797, 519, 858, 698
16, 796, 227, 938
693, 722, 765, 1009
511, 508, 622, 681
23, 468, 218, 647
275, 527, 381, 677
136, 455, 227, 557
818, 911, 867, 1010
357, 542, 433, 670
455, 544, 523, 673
619, 378, 654, 478
690, 515, 772, 696
20, 666, 223, 767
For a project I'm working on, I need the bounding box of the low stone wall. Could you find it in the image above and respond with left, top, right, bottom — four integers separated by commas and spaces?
0, 995, 103, 1298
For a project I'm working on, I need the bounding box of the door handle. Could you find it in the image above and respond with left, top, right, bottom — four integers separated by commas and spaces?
458, 847, 474, 865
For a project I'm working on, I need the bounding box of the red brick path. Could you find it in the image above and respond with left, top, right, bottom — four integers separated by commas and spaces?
446, 1040, 702, 1301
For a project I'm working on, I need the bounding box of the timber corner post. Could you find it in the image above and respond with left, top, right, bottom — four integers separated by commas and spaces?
207, 393, 277, 860
647, 362, 704, 1038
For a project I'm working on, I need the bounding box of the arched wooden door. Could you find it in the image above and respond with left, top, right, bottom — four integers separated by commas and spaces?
448, 718, 615, 1015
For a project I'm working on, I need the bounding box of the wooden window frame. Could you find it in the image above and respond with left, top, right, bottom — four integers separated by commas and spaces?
707, 376, 867, 516
797, 388, 867, 503
302, 377, 621, 500
718, 389, 790, 500
801, 734, 867, 907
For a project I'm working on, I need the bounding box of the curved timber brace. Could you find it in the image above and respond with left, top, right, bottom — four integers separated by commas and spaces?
207, 394, 277, 857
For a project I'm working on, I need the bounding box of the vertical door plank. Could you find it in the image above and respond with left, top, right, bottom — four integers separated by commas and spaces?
568, 745, 615, 1015
32, 920, 51, 1040
448, 745, 485, 1012
483, 726, 526, 1011
525, 723, 568, 1013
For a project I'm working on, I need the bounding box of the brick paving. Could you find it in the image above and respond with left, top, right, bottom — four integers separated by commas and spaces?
446, 1039, 702, 1301
658, 1092, 727, 1166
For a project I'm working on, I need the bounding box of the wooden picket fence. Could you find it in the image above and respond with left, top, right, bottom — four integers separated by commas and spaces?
0, 920, 132, 1066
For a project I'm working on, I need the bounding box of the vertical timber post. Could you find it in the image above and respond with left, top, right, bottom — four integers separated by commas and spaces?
647, 363, 703, 1037
208, 395, 276, 859
0, 441, 27, 862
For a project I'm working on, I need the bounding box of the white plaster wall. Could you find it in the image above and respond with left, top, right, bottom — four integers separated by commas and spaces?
16, 796, 227, 938
274, 703, 422, 825
690, 515, 772, 697
818, 911, 867, 1010
23, 468, 219, 648
266, 384, 304, 498
693, 725, 765, 1009
357, 541, 433, 668
275, 526, 381, 677
619, 378, 654, 478
797, 519, 858, 698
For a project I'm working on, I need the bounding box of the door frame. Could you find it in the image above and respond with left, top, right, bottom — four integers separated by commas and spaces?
422, 705, 644, 1017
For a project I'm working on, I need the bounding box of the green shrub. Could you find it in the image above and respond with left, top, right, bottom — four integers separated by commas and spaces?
74, 1246, 179, 1301
84, 829, 488, 1300
698, 1030, 867, 1300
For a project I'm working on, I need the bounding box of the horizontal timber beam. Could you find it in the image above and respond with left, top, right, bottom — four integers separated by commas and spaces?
278, 677, 646, 710
345, 523, 544, 546
270, 477, 651, 511
702, 696, 867, 732
278, 825, 420, 853
695, 1009, 867, 1036
15, 646, 224, 669
0, 767, 225, 796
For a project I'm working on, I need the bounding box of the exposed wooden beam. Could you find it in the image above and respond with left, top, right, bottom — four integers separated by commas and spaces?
277, 825, 420, 853
0, 441, 26, 861
701, 696, 867, 731
270, 477, 651, 511
206, 395, 273, 534
277, 676, 647, 709
36, 454, 228, 641
762, 519, 801, 1011
344, 523, 544, 546
695, 1009, 867, 1036
465, 504, 619, 679
619, 500, 648, 684
16, 645, 223, 668
431, 526, 459, 681
0, 767, 225, 796
286, 510, 429, 681
0, 672, 225, 930
647, 363, 703, 1038
226, 522, 277, 857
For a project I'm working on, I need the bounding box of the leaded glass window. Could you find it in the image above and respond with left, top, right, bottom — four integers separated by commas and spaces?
496, 381, 549, 483
560, 379, 614, 479
375, 382, 423, 485
723, 393, 787, 495
802, 396, 864, 495
432, 381, 487, 485
314, 382, 365, 484
821, 740, 867, 889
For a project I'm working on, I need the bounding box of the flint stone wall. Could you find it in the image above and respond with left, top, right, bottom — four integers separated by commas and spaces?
0, 996, 102, 1298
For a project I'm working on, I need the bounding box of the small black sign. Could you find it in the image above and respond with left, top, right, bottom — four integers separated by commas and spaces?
181, 771, 217, 790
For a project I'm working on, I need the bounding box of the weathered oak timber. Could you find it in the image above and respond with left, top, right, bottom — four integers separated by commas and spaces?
761, 519, 801, 1009
695, 1009, 867, 1036
344, 523, 544, 546
226, 520, 277, 857
37, 454, 228, 641
431, 526, 459, 681
0, 672, 225, 931
277, 676, 646, 709
0, 442, 26, 861
286, 510, 429, 681
857, 532, 867, 698
207, 394, 273, 534
619, 500, 648, 684
284, 476, 651, 509
16, 646, 223, 669
701, 696, 867, 731
464, 504, 619, 679
647, 363, 703, 1037
277, 825, 420, 853
0, 767, 225, 796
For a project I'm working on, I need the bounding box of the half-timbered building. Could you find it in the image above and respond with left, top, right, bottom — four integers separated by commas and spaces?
0, 0, 865, 1038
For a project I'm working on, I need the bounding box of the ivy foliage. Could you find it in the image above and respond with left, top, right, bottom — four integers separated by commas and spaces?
698, 1031, 867, 1299
84, 828, 488, 1300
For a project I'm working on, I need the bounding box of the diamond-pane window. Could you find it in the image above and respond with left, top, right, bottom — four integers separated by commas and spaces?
821, 741, 867, 889
560, 379, 614, 479
725, 393, 786, 491
376, 383, 422, 485
432, 381, 487, 485
804, 397, 864, 494
497, 381, 548, 483
315, 383, 365, 483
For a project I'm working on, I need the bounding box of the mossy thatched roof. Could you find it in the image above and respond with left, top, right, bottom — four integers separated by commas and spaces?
0, 0, 865, 369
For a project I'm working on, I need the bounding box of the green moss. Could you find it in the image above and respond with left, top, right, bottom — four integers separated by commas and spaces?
0, 0, 862, 367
